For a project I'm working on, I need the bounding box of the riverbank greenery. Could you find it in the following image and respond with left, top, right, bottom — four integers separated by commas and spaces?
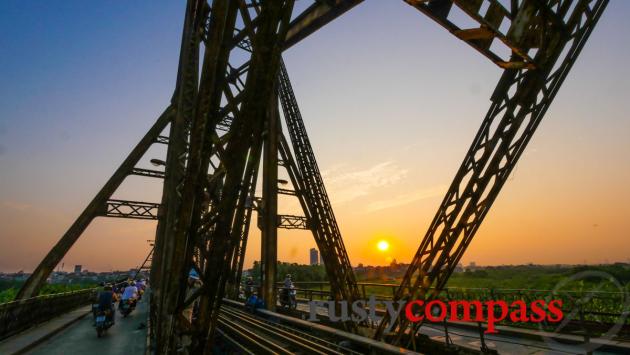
0, 281, 97, 304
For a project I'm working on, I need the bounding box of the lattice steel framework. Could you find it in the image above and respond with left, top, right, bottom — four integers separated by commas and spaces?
17, 1, 364, 353
374, 0, 609, 348
15, 0, 608, 353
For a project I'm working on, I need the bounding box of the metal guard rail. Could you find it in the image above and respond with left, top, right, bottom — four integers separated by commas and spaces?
270, 282, 630, 338
0, 288, 98, 340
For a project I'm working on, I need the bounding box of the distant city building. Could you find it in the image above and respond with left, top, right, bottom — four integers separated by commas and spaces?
74, 265, 82, 274
309, 248, 319, 266
455, 263, 464, 273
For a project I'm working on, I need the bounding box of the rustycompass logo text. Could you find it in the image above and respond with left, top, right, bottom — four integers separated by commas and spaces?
308, 295, 563, 333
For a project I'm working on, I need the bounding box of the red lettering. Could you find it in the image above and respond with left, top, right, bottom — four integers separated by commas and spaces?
485, 300, 508, 334
425, 300, 447, 322
530, 300, 546, 322
402, 298, 563, 332
547, 300, 563, 322
405, 300, 424, 322
509, 300, 529, 322
449, 300, 483, 322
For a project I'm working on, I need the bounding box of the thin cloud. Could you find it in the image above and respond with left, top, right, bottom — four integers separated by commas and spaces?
401, 142, 420, 152
365, 184, 447, 213
322, 162, 408, 204
1, 201, 32, 211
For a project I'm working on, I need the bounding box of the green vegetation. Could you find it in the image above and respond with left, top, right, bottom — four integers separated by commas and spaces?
261, 262, 630, 332
252, 262, 630, 323
350, 263, 630, 292
0, 281, 97, 304
249, 261, 328, 283
0, 288, 18, 303
246, 262, 630, 293
445, 263, 630, 291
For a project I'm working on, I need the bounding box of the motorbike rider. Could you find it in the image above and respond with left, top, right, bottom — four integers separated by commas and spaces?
114, 280, 127, 295
244, 276, 255, 300
283, 274, 293, 289
281, 274, 294, 304
97, 284, 118, 324
120, 281, 139, 309
135, 279, 146, 299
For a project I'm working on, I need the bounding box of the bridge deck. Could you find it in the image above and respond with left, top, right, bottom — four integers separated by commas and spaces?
24, 297, 148, 355
4, 295, 627, 355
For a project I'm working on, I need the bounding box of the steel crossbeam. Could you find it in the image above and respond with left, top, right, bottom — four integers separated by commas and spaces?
15, 0, 609, 353
375, 0, 609, 347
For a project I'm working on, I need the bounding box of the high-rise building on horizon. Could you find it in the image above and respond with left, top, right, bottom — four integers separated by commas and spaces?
74, 265, 82, 274
309, 248, 319, 266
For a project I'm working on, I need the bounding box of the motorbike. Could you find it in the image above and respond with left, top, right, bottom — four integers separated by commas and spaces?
95, 309, 114, 337
119, 298, 137, 317
279, 287, 297, 310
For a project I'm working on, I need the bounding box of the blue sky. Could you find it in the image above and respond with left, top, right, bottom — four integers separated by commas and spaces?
1, 1, 629, 272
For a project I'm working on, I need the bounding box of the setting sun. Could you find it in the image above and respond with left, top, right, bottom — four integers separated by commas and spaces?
377, 240, 390, 252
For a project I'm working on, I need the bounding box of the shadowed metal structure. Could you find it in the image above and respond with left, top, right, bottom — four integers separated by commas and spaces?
373, 0, 609, 349
16, 0, 607, 353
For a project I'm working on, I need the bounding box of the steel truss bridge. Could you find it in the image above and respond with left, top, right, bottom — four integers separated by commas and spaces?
10, 0, 609, 353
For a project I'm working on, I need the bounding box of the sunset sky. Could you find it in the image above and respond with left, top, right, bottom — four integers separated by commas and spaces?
1, 1, 629, 273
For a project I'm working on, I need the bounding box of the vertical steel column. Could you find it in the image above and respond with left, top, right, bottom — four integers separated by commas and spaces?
153, 0, 238, 353
151, 0, 201, 351
189, 3, 295, 352
261, 95, 279, 311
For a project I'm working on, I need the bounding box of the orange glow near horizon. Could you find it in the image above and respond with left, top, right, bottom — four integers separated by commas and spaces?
2, 1, 630, 273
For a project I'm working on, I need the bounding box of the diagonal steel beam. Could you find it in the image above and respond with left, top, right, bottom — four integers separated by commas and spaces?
277, 59, 361, 308
376, 0, 609, 347
284, 0, 364, 49
15, 106, 174, 300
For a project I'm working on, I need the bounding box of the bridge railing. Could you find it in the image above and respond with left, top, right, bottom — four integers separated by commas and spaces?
277, 282, 630, 338
0, 288, 98, 340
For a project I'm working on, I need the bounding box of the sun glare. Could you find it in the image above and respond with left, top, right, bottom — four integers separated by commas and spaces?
377, 240, 390, 252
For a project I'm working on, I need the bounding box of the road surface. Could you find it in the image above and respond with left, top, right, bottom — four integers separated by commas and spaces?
26, 296, 148, 355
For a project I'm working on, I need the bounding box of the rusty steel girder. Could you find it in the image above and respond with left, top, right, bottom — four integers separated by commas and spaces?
407, 0, 569, 69
16, 0, 609, 353
17, 0, 362, 352
375, 0, 609, 348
